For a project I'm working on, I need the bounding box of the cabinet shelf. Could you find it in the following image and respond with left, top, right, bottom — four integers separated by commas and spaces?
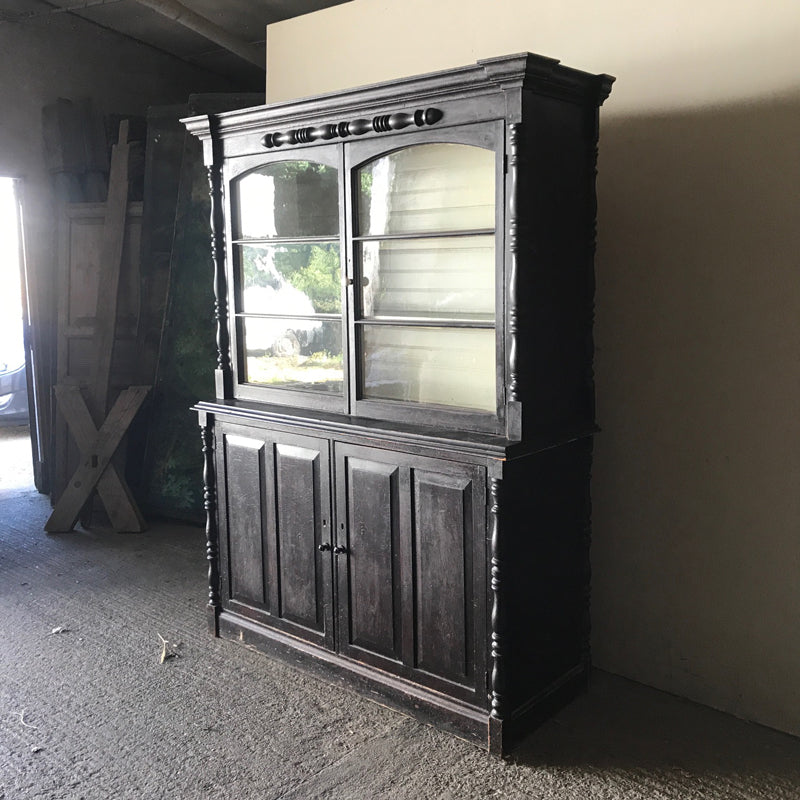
232, 235, 338, 245
352, 228, 495, 242
234, 311, 342, 321
356, 317, 495, 328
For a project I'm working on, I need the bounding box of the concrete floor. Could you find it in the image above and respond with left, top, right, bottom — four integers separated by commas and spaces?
1, 425, 800, 799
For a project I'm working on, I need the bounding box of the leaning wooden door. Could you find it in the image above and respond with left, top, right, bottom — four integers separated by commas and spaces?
53, 201, 143, 502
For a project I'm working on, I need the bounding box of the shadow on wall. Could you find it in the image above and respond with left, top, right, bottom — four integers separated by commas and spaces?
590, 90, 800, 733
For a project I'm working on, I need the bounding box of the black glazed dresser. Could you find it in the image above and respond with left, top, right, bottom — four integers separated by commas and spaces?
184, 53, 613, 755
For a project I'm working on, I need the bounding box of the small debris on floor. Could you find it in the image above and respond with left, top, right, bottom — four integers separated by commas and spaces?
157, 634, 181, 664
48, 626, 69, 636
31, 745, 43, 754
14, 711, 37, 729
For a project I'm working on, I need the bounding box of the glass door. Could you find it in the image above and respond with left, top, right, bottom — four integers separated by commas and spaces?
228, 147, 346, 410
348, 125, 503, 427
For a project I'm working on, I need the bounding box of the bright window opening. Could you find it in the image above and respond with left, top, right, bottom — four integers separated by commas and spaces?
0, 177, 28, 420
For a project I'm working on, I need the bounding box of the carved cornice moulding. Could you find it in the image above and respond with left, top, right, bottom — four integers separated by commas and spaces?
261, 107, 443, 149
181, 53, 614, 145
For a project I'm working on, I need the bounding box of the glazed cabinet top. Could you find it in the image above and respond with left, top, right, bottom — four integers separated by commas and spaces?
184, 53, 613, 454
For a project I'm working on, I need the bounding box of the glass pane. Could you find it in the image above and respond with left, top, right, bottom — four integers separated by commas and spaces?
239, 243, 341, 315
360, 236, 494, 320
242, 317, 343, 394
358, 144, 494, 235
361, 325, 495, 411
235, 161, 339, 238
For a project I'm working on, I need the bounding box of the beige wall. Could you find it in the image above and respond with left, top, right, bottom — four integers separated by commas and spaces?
266, 0, 799, 111
265, 0, 800, 737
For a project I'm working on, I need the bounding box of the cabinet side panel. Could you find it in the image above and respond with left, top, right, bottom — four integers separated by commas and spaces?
223, 434, 268, 607
503, 438, 592, 712
344, 458, 401, 660
517, 92, 597, 439
275, 444, 324, 631
413, 470, 473, 684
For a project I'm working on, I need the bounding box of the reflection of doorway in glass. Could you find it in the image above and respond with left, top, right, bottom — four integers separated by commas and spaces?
0, 177, 29, 423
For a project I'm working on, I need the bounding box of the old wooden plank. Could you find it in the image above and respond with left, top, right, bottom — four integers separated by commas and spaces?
88, 119, 131, 424
46, 384, 150, 533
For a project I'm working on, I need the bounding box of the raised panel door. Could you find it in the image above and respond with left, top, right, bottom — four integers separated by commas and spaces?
218, 421, 333, 649
270, 438, 333, 648
334, 443, 486, 704
221, 432, 268, 609
335, 451, 403, 666
412, 468, 478, 687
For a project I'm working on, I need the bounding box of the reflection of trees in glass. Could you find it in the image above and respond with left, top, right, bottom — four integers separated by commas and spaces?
271, 160, 339, 238
238, 160, 341, 315
241, 244, 340, 314
236, 160, 343, 379
358, 168, 375, 233
279, 245, 340, 313
242, 246, 278, 290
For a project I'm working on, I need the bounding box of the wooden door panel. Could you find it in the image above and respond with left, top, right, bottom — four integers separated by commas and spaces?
217, 422, 333, 648
274, 443, 325, 633
223, 433, 268, 608
334, 442, 486, 702
413, 470, 474, 683
341, 458, 402, 660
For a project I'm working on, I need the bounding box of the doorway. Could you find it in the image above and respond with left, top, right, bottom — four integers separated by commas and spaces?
0, 177, 35, 495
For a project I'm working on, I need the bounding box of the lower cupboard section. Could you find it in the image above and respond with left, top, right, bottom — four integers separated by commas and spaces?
216, 420, 486, 708
203, 411, 593, 755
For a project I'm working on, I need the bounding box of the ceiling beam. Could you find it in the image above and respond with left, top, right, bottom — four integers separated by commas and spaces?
128, 0, 264, 69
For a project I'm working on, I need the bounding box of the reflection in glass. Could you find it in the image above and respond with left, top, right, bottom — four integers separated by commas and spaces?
239, 243, 341, 315
242, 317, 343, 394
358, 144, 494, 235
361, 325, 495, 411
235, 161, 339, 239
360, 236, 494, 320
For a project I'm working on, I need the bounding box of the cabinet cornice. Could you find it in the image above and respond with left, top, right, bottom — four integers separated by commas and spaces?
181, 53, 613, 144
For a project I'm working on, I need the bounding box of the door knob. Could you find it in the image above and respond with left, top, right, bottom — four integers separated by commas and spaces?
318, 543, 332, 552
333, 545, 348, 555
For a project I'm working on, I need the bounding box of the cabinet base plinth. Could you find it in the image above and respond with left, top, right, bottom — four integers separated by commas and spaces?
219, 611, 487, 746
218, 611, 588, 756
207, 604, 220, 637
492, 666, 590, 756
